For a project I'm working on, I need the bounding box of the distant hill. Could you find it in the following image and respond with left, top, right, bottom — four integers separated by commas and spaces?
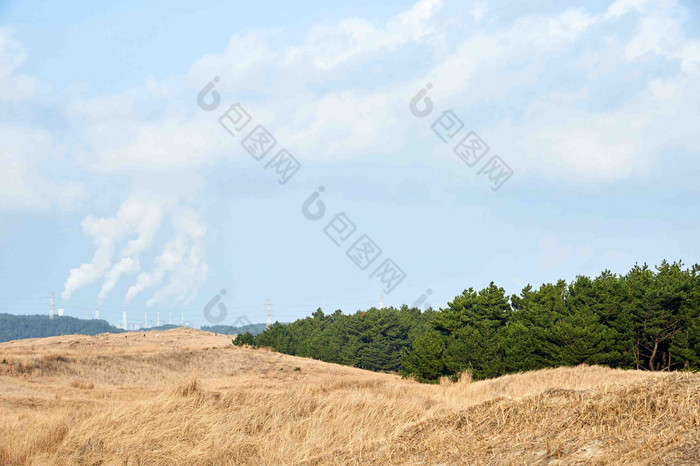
139, 324, 182, 332
0, 313, 124, 342
200, 323, 268, 335
0, 314, 270, 343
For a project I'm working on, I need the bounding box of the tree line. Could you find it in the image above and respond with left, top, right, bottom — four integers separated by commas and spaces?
234, 261, 700, 382
201, 323, 267, 336
0, 314, 124, 343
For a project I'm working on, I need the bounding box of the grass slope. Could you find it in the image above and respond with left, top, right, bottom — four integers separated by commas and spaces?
0, 328, 697, 464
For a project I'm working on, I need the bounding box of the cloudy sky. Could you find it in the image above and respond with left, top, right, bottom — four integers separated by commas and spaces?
1, 0, 699, 328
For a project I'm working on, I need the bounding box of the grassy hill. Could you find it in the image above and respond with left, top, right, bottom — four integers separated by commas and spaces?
0, 328, 697, 464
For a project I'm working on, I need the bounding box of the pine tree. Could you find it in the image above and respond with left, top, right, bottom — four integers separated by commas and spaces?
400, 331, 446, 383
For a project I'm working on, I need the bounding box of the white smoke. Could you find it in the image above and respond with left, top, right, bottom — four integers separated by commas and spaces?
124, 206, 207, 307
62, 198, 207, 307
145, 210, 208, 307
61, 214, 121, 301
96, 200, 163, 303
62, 198, 163, 301
124, 239, 182, 305
97, 256, 139, 303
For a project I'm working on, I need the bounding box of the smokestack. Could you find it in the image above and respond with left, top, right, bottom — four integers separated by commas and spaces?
50, 292, 54, 320
157, 311, 160, 327
122, 310, 127, 330
95, 309, 100, 319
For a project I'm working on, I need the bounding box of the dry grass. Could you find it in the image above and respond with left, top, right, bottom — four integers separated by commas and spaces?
0, 328, 697, 465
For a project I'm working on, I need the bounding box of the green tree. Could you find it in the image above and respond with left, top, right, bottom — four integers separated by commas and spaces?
400, 331, 446, 383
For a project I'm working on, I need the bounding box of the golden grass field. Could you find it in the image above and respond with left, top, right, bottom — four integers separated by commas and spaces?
0, 328, 698, 465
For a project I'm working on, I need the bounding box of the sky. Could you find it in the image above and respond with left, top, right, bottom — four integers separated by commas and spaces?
0, 0, 699, 328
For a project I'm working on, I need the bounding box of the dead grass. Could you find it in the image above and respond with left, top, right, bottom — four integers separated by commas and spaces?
68, 380, 94, 390
0, 328, 697, 465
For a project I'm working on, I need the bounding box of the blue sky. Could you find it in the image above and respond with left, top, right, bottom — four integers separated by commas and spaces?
1, 0, 699, 328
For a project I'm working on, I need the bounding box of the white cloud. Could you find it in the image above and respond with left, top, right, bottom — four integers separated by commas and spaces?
3, 0, 699, 195
606, 0, 678, 18
0, 124, 85, 211
70, 0, 444, 172
0, 31, 82, 213
471, 2, 487, 22
65, 0, 697, 183
0, 28, 48, 101
90, 116, 226, 171
425, 1, 699, 182
0, 28, 26, 77
188, 0, 444, 85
